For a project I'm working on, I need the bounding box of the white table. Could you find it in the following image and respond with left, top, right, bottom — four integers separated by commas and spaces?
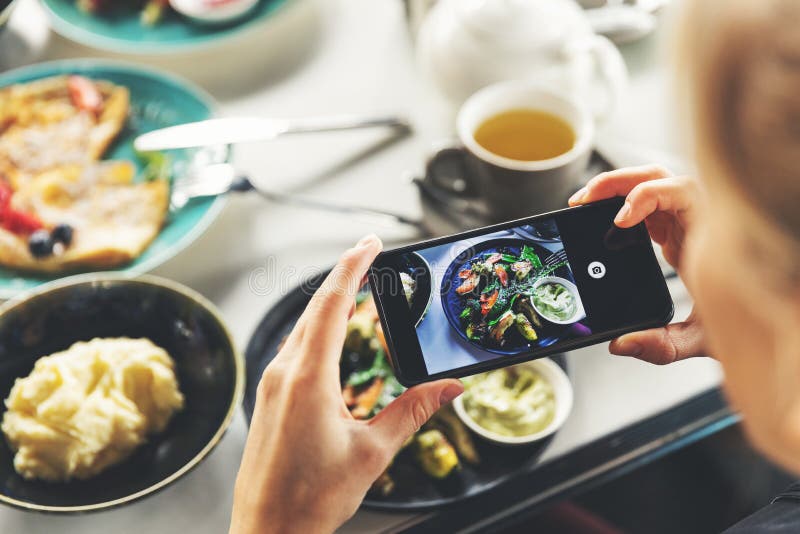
0, 1, 722, 532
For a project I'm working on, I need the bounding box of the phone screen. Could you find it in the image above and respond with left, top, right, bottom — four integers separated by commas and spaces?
369, 198, 673, 385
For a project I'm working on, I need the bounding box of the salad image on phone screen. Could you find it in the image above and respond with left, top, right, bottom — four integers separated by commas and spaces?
400, 219, 592, 375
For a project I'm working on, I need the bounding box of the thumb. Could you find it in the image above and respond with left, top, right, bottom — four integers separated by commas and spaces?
368, 379, 464, 451
610, 312, 706, 365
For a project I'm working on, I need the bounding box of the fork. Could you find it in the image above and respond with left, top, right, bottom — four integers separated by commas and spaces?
543, 249, 568, 269
170, 163, 425, 229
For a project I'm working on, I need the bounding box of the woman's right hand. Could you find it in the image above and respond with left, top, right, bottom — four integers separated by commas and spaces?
568, 165, 707, 365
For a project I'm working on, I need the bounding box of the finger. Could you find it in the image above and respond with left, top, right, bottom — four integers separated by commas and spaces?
644, 213, 669, 243
614, 176, 697, 228
609, 317, 705, 365
368, 379, 464, 452
270, 312, 309, 365
297, 234, 382, 367
270, 237, 380, 371
568, 164, 672, 206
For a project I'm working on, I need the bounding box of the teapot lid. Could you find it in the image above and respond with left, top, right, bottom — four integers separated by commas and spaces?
454, 0, 590, 51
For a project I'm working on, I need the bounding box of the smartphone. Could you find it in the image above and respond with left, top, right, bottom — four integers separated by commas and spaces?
368, 197, 674, 386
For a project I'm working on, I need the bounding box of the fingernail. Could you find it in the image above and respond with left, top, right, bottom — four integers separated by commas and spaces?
615, 201, 631, 223
569, 186, 587, 204
356, 234, 379, 249
614, 340, 642, 356
439, 383, 464, 405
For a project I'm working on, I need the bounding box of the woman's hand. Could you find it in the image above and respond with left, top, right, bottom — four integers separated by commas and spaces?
229, 235, 463, 534
568, 165, 707, 364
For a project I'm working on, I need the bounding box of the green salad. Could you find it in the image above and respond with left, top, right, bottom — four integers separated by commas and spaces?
453, 245, 568, 348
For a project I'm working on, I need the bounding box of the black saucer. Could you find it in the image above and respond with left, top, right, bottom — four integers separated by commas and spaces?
413, 146, 614, 236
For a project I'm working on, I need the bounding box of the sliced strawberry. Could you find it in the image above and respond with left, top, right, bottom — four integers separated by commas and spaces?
0, 181, 45, 236
68, 75, 103, 114
0, 182, 12, 210
1, 209, 44, 235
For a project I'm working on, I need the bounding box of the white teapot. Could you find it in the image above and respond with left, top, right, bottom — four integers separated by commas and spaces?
417, 0, 628, 120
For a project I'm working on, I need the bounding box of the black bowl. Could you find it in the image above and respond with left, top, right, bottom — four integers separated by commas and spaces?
0, 274, 243, 513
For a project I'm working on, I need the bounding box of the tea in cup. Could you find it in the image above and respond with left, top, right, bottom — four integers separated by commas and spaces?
457, 82, 594, 221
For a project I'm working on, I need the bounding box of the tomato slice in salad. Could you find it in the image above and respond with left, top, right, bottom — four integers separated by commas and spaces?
494, 264, 508, 287
485, 253, 502, 264
480, 289, 499, 316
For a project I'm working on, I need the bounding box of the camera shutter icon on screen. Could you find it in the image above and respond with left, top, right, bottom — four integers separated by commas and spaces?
588, 261, 606, 279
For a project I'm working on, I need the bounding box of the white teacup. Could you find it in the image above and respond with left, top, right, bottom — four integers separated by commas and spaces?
457, 81, 595, 221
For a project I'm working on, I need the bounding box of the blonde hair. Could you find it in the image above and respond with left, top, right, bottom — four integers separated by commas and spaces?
681, 0, 800, 239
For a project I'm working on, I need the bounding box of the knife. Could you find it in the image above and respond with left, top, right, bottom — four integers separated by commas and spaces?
133, 114, 411, 152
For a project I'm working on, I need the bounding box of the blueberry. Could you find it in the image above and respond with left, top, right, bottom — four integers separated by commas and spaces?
51, 223, 74, 246
28, 230, 54, 258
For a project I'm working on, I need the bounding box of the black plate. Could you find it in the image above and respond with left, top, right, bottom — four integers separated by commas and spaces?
0, 275, 241, 513
243, 271, 567, 512
441, 238, 575, 356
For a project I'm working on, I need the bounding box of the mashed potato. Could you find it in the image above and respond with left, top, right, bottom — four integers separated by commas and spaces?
1, 337, 184, 481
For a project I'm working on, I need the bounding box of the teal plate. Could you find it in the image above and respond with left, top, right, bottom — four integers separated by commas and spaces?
0, 59, 228, 298
40, 0, 291, 54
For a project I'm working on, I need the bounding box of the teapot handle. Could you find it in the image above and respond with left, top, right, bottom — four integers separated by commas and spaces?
587, 34, 628, 124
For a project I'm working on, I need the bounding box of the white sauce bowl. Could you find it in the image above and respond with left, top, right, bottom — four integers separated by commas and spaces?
453, 358, 574, 446
530, 275, 586, 325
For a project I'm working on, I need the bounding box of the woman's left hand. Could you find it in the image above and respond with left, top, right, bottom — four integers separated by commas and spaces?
569, 165, 706, 364
229, 235, 464, 534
